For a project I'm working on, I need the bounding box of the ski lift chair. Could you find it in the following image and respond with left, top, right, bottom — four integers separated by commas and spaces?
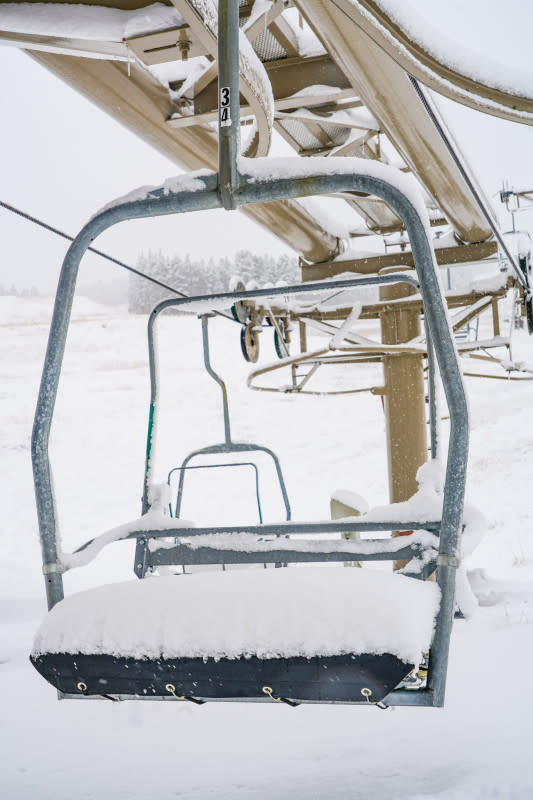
139, 311, 292, 574
161, 316, 291, 527
31, 267, 465, 709
29, 0, 467, 711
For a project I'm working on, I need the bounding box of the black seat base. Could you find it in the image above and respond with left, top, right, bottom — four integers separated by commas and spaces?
31, 651, 413, 704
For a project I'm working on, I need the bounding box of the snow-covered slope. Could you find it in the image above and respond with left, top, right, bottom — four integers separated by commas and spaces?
1, 297, 532, 798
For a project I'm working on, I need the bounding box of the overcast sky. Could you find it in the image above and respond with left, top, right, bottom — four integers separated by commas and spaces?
1, 0, 532, 293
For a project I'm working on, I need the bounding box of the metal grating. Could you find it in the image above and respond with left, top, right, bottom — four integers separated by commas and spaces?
317, 123, 351, 148
277, 119, 323, 151
252, 28, 287, 61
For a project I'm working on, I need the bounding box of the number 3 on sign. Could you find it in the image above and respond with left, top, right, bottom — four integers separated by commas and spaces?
220, 87, 231, 127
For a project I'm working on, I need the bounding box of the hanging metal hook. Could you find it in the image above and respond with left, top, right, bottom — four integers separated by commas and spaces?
262, 686, 300, 707
361, 687, 389, 710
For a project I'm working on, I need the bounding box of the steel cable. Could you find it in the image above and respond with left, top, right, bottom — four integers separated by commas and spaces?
0, 199, 235, 321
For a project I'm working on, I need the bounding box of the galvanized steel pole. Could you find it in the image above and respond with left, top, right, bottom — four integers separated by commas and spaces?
379, 275, 427, 570
217, 0, 240, 209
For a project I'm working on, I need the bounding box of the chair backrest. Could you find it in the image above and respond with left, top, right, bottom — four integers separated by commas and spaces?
168, 460, 264, 523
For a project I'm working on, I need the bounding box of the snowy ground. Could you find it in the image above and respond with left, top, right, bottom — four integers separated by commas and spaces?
2, 294, 533, 799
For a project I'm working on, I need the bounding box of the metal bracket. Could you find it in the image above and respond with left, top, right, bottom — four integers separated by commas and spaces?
42, 561, 64, 575
437, 553, 460, 569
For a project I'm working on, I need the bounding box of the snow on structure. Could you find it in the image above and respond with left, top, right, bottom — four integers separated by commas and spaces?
346, 0, 533, 123
331, 490, 370, 514
175, 529, 439, 554
243, 0, 273, 33
187, 0, 274, 137
0, 1, 185, 41
32, 567, 440, 665
369, 0, 533, 98
238, 155, 430, 223
238, 29, 275, 132
95, 170, 216, 216
62, 514, 195, 571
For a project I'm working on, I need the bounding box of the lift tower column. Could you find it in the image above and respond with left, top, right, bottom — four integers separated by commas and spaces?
380, 272, 427, 567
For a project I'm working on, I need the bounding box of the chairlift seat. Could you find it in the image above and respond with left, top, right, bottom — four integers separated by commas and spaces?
31, 568, 439, 703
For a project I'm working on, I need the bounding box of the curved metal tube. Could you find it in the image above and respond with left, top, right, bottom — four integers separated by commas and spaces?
171, 443, 291, 523
32, 172, 220, 607
201, 315, 231, 446
300, 0, 533, 125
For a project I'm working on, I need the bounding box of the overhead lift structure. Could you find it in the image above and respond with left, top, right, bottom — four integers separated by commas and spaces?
3, 0, 532, 513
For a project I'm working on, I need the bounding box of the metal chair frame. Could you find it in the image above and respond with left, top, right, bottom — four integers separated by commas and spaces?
149, 315, 292, 526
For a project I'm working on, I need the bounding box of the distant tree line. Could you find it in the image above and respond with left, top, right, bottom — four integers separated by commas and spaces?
0, 284, 40, 297
128, 249, 299, 313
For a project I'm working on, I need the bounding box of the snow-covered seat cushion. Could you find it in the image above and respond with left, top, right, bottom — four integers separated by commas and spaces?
33, 568, 440, 666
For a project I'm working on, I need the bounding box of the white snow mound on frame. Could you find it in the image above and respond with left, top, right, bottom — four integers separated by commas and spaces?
361, 0, 533, 99
0, 2, 185, 40
32, 568, 439, 664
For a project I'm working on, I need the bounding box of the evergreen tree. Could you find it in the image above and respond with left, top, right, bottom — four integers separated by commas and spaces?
128, 249, 299, 313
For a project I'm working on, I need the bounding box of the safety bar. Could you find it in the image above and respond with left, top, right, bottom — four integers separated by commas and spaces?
69, 519, 438, 560
133, 524, 438, 581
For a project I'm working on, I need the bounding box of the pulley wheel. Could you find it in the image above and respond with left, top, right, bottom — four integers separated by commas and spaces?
241, 324, 260, 363
274, 319, 289, 359
230, 280, 249, 324
274, 330, 289, 359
